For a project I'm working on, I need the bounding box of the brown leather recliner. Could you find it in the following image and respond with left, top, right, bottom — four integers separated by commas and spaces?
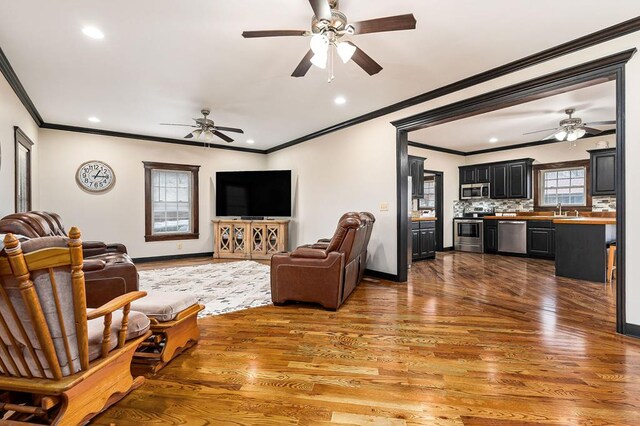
313, 212, 375, 283
270, 214, 367, 310
0, 212, 138, 308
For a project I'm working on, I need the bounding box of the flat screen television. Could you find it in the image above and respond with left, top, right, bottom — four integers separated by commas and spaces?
216, 170, 291, 218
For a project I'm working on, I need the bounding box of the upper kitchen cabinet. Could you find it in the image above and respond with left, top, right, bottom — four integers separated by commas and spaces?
459, 165, 490, 184
589, 148, 616, 196
490, 159, 534, 199
408, 155, 426, 199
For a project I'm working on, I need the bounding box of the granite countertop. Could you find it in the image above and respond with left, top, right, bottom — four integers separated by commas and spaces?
411, 217, 437, 222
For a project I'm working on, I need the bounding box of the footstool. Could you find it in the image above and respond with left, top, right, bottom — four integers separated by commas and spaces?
130, 291, 205, 374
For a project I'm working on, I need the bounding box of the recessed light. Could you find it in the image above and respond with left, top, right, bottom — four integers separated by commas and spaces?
88, 116, 101, 123
82, 26, 104, 39
489, 137, 498, 143
246, 139, 255, 144
334, 96, 346, 105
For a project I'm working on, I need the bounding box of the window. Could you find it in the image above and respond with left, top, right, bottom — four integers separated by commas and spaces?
144, 162, 200, 242
534, 159, 591, 209
14, 127, 34, 212
420, 178, 436, 209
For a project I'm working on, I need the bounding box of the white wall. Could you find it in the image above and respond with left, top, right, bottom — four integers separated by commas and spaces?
266, 119, 397, 274
37, 129, 266, 258
465, 133, 616, 165
0, 75, 39, 217
408, 146, 464, 248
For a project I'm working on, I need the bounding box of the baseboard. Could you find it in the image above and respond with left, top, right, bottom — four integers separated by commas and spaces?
132, 252, 213, 264
441, 246, 454, 252
364, 269, 401, 282
624, 323, 640, 339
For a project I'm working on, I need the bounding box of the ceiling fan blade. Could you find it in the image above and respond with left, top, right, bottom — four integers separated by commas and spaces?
346, 42, 382, 75
522, 127, 558, 136
215, 126, 244, 134
542, 132, 559, 141
160, 123, 197, 127
351, 14, 417, 35
581, 126, 604, 135
213, 130, 234, 143
184, 132, 194, 139
308, 0, 331, 21
584, 120, 616, 126
242, 30, 308, 38
292, 49, 315, 77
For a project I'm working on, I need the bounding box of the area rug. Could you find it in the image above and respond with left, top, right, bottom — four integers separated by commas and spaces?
138, 261, 271, 317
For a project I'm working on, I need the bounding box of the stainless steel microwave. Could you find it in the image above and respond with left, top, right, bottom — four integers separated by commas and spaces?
461, 183, 490, 200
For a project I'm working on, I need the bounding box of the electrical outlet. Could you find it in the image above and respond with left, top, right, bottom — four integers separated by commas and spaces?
177, 243, 183, 250
379, 202, 389, 212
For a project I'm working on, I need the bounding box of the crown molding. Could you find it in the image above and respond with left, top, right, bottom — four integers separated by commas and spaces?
0, 47, 43, 126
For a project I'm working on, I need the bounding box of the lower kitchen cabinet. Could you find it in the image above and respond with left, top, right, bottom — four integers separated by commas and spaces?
527, 221, 555, 259
484, 220, 498, 253
412, 221, 436, 260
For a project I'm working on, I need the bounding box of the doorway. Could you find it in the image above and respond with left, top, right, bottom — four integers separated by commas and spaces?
392, 50, 633, 335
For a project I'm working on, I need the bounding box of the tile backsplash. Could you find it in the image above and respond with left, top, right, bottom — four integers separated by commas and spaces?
454, 196, 616, 216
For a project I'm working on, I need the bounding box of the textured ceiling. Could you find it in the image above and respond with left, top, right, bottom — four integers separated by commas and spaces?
0, 1, 638, 149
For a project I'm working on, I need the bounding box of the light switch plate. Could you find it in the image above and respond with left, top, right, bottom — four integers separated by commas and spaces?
379, 202, 389, 212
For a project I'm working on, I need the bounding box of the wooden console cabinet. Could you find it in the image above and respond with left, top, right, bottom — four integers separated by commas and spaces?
212, 219, 289, 260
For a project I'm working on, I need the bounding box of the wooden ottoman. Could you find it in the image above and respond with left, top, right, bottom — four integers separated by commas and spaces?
130, 292, 204, 374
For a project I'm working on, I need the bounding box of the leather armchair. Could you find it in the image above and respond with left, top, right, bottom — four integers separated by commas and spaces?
271, 214, 367, 310
0, 212, 138, 308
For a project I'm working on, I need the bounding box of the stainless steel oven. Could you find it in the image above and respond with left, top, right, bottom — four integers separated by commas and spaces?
461, 183, 490, 200
454, 219, 484, 252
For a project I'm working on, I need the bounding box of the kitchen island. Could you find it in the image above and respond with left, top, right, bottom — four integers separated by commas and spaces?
554, 217, 616, 283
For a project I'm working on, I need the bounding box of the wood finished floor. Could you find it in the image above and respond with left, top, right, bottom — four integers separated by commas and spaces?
93, 252, 640, 425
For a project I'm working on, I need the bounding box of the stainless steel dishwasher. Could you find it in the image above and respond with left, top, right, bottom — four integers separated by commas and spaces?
498, 220, 527, 254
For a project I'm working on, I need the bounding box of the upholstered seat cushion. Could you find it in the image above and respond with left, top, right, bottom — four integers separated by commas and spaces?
87, 309, 150, 361
130, 292, 199, 322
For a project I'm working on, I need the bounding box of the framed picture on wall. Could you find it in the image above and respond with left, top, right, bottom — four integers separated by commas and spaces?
14, 127, 34, 212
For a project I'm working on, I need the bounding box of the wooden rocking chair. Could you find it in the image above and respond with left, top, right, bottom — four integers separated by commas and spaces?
0, 229, 151, 425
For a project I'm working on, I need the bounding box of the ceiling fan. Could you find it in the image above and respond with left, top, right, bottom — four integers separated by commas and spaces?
160, 109, 244, 143
523, 108, 616, 142
242, 0, 416, 79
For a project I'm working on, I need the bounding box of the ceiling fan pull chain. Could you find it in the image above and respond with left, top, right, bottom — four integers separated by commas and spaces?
328, 45, 335, 83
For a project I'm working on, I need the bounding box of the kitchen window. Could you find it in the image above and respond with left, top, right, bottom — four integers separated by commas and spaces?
143, 162, 200, 242
420, 179, 436, 209
540, 167, 586, 207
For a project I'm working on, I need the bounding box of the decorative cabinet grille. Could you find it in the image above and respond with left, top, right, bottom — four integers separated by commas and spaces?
212, 219, 289, 259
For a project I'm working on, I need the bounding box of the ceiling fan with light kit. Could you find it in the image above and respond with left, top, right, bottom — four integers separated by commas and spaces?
523, 108, 616, 145
160, 109, 244, 144
242, 0, 417, 81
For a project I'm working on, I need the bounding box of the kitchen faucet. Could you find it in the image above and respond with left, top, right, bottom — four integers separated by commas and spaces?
556, 202, 563, 216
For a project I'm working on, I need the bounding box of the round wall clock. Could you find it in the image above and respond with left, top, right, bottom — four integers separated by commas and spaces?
76, 160, 116, 193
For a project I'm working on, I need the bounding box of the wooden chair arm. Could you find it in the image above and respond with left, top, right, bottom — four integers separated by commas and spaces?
87, 291, 147, 320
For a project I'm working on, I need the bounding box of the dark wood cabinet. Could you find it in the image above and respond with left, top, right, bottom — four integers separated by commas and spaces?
527, 221, 555, 259
589, 148, 616, 196
484, 220, 498, 253
476, 166, 490, 183
409, 155, 426, 199
490, 159, 533, 199
412, 220, 436, 260
460, 167, 476, 184
459, 165, 491, 185
490, 164, 509, 199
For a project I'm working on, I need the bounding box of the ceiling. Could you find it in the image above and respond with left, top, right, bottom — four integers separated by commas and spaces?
410, 81, 617, 152
0, 1, 638, 150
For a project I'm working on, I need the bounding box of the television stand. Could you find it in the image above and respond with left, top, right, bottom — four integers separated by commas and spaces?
212, 218, 289, 260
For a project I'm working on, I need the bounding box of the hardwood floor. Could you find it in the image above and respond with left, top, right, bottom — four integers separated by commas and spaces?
93, 252, 640, 425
